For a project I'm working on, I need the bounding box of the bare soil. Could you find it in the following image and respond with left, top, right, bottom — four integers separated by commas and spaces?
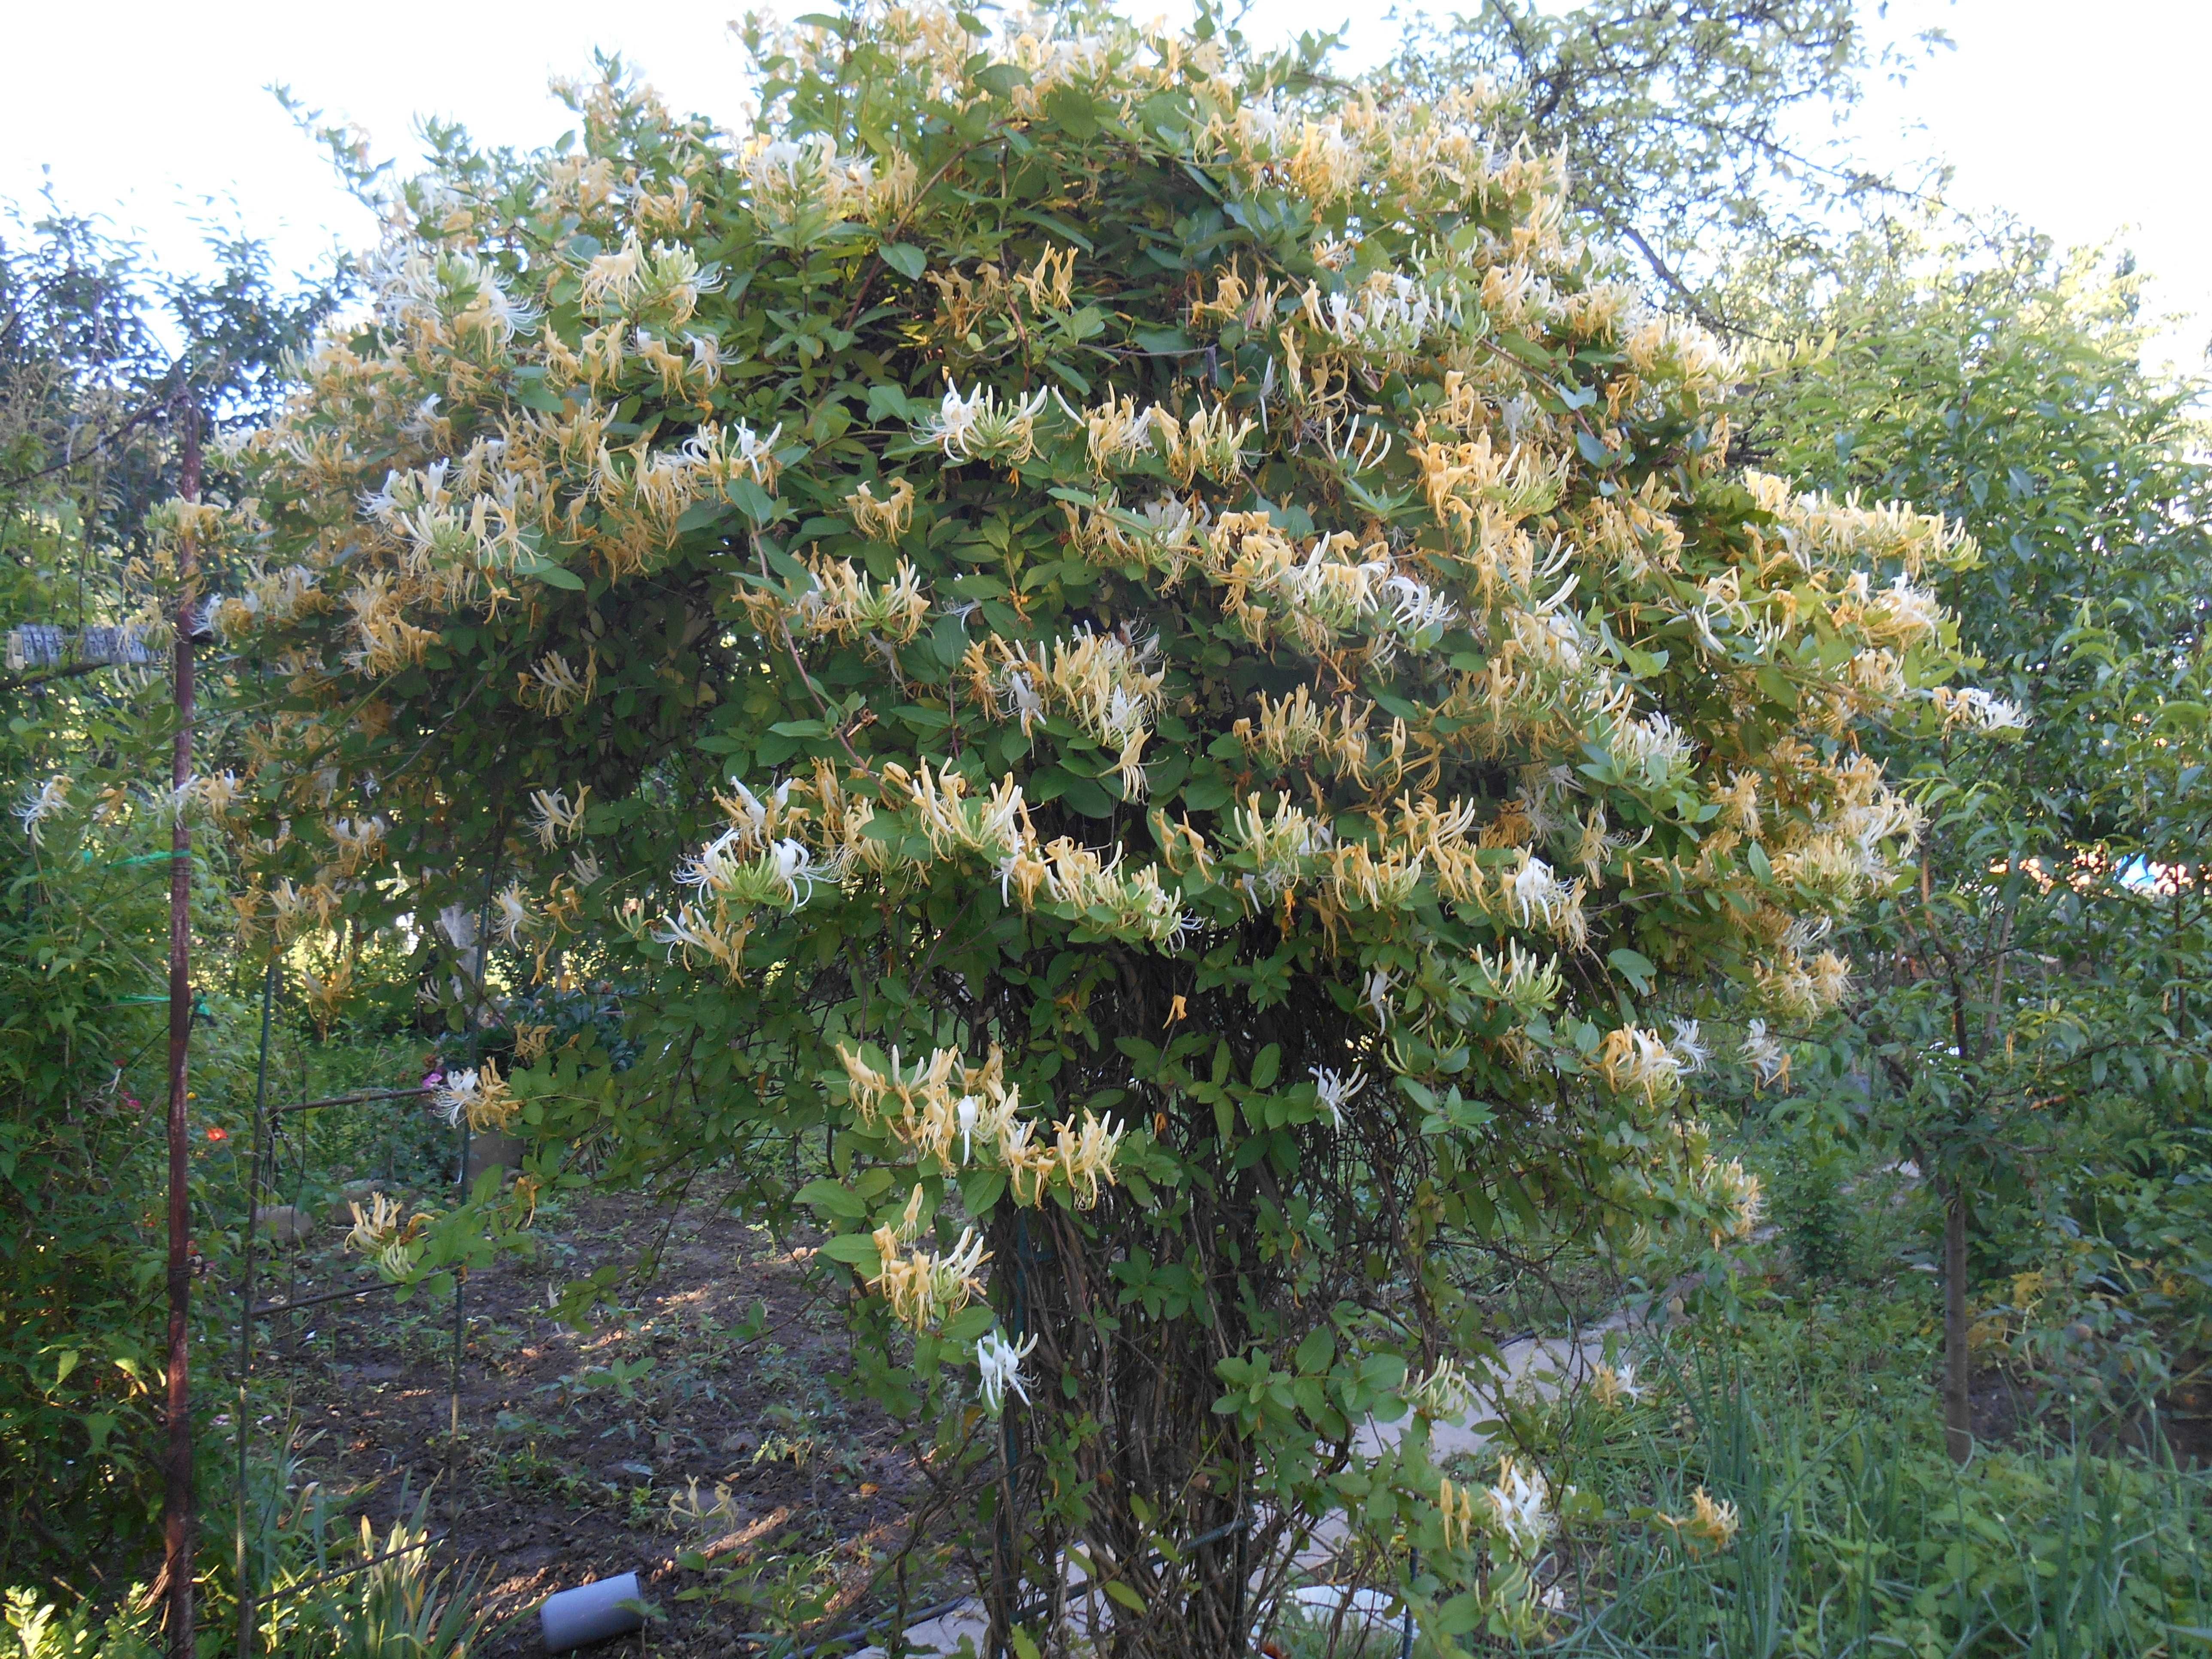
252, 1188, 963, 1657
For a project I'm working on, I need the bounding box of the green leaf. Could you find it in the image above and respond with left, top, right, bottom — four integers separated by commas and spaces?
511, 379, 565, 414
1103, 1583, 1146, 1613
513, 553, 585, 590
878, 242, 927, 280
676, 499, 732, 534
1294, 1325, 1334, 1375
941, 1303, 997, 1344
1179, 771, 1232, 811
973, 62, 1031, 98
726, 477, 779, 525
1250, 1044, 1281, 1090
1059, 773, 1115, 818
960, 1166, 1009, 1218
867, 383, 921, 423
819, 1233, 882, 1271
796, 1178, 867, 1220
1606, 948, 1656, 994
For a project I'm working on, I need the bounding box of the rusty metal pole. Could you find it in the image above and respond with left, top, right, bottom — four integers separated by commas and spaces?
161, 403, 202, 1659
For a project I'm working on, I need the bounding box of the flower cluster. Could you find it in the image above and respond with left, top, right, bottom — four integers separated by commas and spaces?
837, 1041, 1126, 1207
867, 1186, 989, 1331
433, 1058, 518, 1133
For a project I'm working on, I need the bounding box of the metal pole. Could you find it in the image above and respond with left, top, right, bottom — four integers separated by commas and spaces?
160, 401, 202, 1659
1400, 1548, 1417, 1659
236, 958, 277, 1659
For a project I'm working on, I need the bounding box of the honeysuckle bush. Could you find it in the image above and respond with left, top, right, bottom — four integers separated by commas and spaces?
201, 3, 1994, 1647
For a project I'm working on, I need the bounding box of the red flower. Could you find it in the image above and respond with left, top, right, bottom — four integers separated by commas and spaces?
205, 1126, 229, 1143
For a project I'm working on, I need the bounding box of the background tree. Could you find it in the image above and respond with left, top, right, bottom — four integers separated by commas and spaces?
1384, 0, 1936, 325
1736, 227, 2212, 1455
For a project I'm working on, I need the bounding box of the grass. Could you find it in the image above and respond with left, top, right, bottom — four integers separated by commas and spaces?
1508, 1297, 2212, 1656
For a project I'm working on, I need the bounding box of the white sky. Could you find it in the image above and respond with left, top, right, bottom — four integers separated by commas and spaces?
3, 0, 2205, 370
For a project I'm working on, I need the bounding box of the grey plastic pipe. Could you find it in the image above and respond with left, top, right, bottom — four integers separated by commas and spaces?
540, 1573, 644, 1651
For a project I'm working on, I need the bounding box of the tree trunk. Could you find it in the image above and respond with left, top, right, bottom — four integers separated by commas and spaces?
161, 406, 202, 1657
1942, 1175, 1972, 1465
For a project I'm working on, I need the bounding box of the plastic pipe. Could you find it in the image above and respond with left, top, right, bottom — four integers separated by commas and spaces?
540, 1573, 644, 1651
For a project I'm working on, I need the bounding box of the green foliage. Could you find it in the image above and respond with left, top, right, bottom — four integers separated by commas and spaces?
5, 1427, 480, 1659
253, 1498, 482, 1659
0, 441, 189, 1577
1, 1589, 155, 1659
1770, 1130, 1855, 1283
1737, 227, 2212, 1411
0, 203, 343, 1586
1519, 1306, 2212, 1656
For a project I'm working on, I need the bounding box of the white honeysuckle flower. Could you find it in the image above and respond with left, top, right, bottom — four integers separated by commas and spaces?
767, 837, 820, 904
1509, 853, 1571, 928
529, 786, 589, 848
1933, 684, 2029, 733
145, 774, 197, 825
359, 471, 401, 519
1365, 967, 1394, 1028
1739, 1019, 1790, 1087
1668, 1019, 1709, 1074
13, 775, 70, 845
1781, 915, 1832, 955
1594, 1359, 1645, 1406
956, 1094, 980, 1162
976, 1327, 1038, 1413
1309, 1065, 1365, 1128
1382, 572, 1457, 636
1000, 665, 1045, 730
493, 882, 533, 945
1407, 1356, 1475, 1421
435, 1068, 480, 1126
919, 382, 1048, 464
1486, 1456, 1558, 1558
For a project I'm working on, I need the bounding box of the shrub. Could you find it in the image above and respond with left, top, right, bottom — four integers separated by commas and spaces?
211, 3, 1984, 1644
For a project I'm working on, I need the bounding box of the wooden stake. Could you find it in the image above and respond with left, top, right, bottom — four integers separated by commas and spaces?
162, 404, 202, 1658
